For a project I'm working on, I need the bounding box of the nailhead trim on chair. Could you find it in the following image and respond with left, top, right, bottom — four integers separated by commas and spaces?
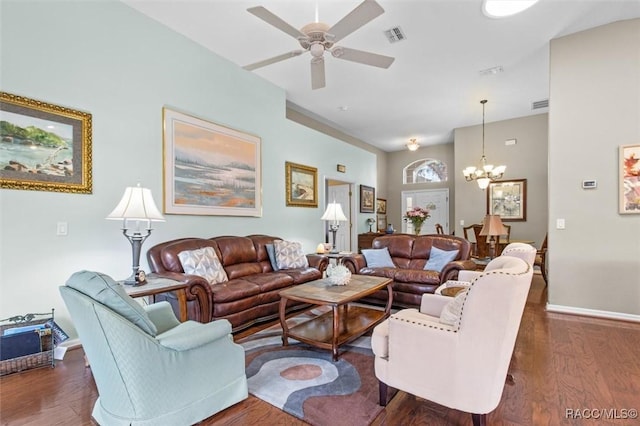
390, 263, 531, 333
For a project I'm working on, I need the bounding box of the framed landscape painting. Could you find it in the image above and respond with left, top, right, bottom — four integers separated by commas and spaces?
0, 92, 92, 193
486, 179, 527, 221
620, 144, 640, 214
285, 161, 318, 208
360, 185, 375, 213
163, 107, 261, 216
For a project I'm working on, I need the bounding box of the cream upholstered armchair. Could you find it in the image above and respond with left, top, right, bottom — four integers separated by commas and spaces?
371, 256, 533, 426
60, 271, 248, 426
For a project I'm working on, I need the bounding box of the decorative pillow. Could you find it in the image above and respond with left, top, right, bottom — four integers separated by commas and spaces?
274, 240, 309, 269
265, 242, 280, 271
178, 246, 228, 284
439, 288, 469, 327
65, 270, 158, 336
362, 248, 395, 268
425, 246, 459, 272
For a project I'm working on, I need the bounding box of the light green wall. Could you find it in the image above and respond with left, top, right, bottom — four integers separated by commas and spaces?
454, 114, 549, 243
0, 1, 376, 336
548, 19, 640, 316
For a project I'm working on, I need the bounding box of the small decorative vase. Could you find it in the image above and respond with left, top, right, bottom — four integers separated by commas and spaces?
386, 224, 394, 234
414, 223, 422, 235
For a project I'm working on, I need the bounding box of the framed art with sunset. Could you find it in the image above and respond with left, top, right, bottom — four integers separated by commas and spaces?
162, 107, 261, 216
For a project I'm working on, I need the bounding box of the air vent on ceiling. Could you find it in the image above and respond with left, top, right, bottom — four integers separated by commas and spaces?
532, 99, 549, 110
384, 26, 406, 43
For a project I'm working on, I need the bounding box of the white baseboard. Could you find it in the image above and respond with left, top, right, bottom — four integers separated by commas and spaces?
546, 303, 640, 323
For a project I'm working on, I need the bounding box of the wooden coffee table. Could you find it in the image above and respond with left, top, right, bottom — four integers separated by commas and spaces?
278, 275, 393, 361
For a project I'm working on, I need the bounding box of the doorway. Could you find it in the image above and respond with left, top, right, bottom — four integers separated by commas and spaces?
401, 189, 450, 234
325, 179, 355, 252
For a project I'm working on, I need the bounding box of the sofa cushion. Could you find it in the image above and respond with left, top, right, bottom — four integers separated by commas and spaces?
65, 270, 158, 336
274, 240, 309, 269
178, 246, 229, 284
439, 288, 469, 327
362, 248, 395, 267
265, 243, 280, 271
425, 246, 459, 272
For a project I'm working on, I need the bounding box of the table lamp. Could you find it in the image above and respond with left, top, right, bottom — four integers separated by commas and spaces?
106, 184, 165, 285
479, 214, 507, 259
321, 201, 348, 254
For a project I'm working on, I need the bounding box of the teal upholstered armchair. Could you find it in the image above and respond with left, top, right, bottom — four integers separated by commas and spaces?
60, 270, 247, 426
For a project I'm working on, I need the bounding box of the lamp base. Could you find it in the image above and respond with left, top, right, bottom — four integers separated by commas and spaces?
122, 270, 147, 286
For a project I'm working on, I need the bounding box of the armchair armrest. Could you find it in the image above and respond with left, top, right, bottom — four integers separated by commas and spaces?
419, 293, 452, 317
458, 270, 482, 282
306, 254, 329, 273
440, 259, 477, 283
342, 254, 367, 274
157, 319, 233, 351
144, 301, 180, 334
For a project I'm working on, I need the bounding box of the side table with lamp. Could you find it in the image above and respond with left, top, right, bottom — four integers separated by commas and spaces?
321, 200, 348, 254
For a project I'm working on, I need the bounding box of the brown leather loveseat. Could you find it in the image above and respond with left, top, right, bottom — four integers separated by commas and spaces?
147, 234, 328, 332
341, 234, 475, 308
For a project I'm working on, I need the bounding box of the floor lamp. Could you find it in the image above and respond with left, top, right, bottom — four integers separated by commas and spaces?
321, 201, 348, 254
106, 184, 165, 285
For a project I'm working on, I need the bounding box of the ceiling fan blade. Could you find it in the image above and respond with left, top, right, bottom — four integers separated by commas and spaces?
243, 50, 304, 71
332, 46, 394, 68
247, 6, 307, 39
327, 0, 384, 43
311, 58, 326, 90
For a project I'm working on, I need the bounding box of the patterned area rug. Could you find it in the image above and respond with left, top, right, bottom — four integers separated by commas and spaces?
239, 309, 384, 426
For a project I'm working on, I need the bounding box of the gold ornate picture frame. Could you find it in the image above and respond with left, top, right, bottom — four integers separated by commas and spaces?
285, 161, 318, 208
620, 144, 640, 214
163, 107, 262, 216
0, 92, 92, 193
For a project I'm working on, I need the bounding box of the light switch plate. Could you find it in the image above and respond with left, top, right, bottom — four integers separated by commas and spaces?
556, 218, 565, 229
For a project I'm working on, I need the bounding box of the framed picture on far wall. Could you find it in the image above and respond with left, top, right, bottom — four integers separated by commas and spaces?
376, 198, 387, 215
486, 179, 527, 221
360, 185, 375, 213
0, 91, 93, 194
285, 161, 318, 208
620, 144, 640, 214
163, 107, 262, 216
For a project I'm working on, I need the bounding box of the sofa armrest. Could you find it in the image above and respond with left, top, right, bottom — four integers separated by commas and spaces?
306, 254, 329, 273
439, 259, 477, 283
145, 272, 213, 323
341, 254, 367, 274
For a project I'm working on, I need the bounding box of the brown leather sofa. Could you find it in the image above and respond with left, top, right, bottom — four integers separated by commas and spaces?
341, 234, 476, 308
147, 234, 328, 332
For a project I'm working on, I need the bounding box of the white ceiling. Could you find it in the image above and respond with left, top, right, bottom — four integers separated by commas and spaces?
123, 0, 640, 152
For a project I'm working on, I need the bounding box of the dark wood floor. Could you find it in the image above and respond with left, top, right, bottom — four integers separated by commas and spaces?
1, 274, 639, 425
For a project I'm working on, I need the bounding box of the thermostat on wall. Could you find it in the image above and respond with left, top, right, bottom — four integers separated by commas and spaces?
582, 180, 597, 189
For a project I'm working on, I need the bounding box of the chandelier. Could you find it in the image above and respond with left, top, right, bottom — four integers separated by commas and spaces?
462, 99, 506, 189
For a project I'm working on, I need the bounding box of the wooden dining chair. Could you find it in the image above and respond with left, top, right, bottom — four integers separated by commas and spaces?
535, 234, 548, 285
435, 223, 444, 234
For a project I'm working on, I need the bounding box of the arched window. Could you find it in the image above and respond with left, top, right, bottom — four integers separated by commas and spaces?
403, 158, 448, 184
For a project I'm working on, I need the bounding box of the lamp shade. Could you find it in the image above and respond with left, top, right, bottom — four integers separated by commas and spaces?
106, 184, 165, 222
321, 202, 348, 222
479, 214, 507, 237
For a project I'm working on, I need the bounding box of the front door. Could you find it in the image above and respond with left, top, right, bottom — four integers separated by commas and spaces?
401, 189, 449, 234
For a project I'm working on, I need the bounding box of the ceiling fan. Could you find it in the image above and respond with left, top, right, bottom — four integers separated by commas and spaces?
244, 0, 395, 90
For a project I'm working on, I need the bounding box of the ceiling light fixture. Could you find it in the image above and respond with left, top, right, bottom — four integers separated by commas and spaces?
482, 0, 539, 18
462, 100, 506, 190
406, 138, 420, 151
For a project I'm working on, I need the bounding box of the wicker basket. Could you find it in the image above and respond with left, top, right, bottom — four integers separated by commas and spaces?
0, 312, 55, 376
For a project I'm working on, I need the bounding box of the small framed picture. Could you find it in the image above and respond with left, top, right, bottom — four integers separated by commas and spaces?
286, 161, 318, 208
620, 144, 640, 214
486, 179, 527, 221
376, 198, 387, 214
360, 185, 375, 213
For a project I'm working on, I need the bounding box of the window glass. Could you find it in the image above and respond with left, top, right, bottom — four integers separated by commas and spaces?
404, 159, 447, 183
